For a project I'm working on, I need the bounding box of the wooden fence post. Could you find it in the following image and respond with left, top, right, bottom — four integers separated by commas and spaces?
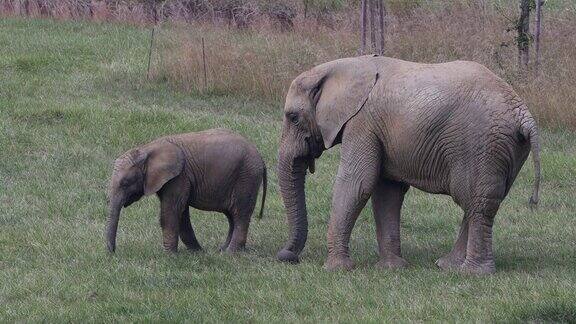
378, 0, 385, 55
202, 37, 207, 91
146, 27, 155, 80
146, 0, 158, 80
360, 0, 367, 55
369, 0, 376, 52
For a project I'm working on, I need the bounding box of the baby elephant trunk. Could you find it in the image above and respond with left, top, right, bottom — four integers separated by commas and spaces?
106, 197, 123, 253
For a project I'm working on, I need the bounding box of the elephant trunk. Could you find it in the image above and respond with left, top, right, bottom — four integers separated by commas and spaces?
276, 152, 309, 263
106, 196, 123, 253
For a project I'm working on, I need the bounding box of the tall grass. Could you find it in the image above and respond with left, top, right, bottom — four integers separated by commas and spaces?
153, 19, 358, 100
153, 1, 576, 129
0, 0, 149, 23
3, 0, 575, 128
0, 0, 308, 25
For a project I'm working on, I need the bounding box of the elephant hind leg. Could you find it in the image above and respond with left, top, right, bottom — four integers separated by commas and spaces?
436, 214, 469, 271
179, 208, 202, 251
224, 172, 263, 253
219, 212, 234, 251
372, 179, 410, 270
225, 210, 251, 253
224, 188, 258, 253
460, 195, 502, 275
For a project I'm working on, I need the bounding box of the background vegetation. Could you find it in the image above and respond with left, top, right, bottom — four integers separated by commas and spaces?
1, 1, 575, 322
153, 0, 576, 129
2, 1, 576, 128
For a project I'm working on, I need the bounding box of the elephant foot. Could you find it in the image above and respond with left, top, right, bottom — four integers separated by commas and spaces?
435, 253, 465, 271
163, 247, 178, 254
224, 244, 246, 254
459, 259, 496, 275
219, 244, 229, 252
277, 249, 300, 264
324, 256, 355, 271
185, 244, 202, 252
375, 255, 409, 270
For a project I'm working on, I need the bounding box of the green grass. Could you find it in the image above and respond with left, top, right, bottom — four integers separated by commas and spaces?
1, 18, 575, 322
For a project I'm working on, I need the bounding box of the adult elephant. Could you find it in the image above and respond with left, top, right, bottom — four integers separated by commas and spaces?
276, 55, 540, 275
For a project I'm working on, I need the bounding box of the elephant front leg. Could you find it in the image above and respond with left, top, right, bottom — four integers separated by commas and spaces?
324, 177, 369, 271
158, 189, 188, 253
179, 208, 202, 251
159, 203, 180, 253
372, 180, 409, 270
324, 133, 381, 271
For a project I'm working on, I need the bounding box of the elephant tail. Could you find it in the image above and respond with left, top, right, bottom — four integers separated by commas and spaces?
520, 111, 541, 210
257, 165, 267, 219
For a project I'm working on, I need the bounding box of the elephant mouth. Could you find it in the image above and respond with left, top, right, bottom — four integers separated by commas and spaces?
307, 156, 316, 174
123, 193, 140, 207
305, 136, 323, 174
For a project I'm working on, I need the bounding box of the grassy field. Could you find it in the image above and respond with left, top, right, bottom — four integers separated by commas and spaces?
1, 18, 575, 322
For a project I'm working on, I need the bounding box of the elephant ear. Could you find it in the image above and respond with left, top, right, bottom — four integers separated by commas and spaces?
301, 58, 379, 149
142, 141, 184, 196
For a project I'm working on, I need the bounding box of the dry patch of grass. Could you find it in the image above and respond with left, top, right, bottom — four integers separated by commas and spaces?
153, 19, 358, 101
0, 0, 151, 24
153, 2, 576, 129
3, 1, 574, 128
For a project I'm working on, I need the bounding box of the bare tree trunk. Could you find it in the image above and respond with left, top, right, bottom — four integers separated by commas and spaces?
378, 0, 385, 55
87, 0, 93, 18
369, 0, 376, 52
534, 0, 543, 72
360, 0, 367, 55
517, 0, 530, 68
38, 0, 49, 17
75, 0, 82, 18
149, 0, 158, 24
303, 0, 308, 19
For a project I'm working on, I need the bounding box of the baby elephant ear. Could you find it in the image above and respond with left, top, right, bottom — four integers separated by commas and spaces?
143, 141, 184, 196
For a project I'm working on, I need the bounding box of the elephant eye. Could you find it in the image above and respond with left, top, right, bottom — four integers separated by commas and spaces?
120, 178, 131, 187
287, 113, 299, 124
120, 173, 137, 187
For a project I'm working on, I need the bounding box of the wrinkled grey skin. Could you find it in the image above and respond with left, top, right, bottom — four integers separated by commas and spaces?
276, 55, 541, 275
106, 129, 267, 253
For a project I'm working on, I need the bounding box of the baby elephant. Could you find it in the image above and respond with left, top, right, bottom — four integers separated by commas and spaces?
105, 128, 267, 253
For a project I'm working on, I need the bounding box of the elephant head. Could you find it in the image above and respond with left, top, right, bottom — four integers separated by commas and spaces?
106, 140, 184, 252
276, 56, 380, 263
